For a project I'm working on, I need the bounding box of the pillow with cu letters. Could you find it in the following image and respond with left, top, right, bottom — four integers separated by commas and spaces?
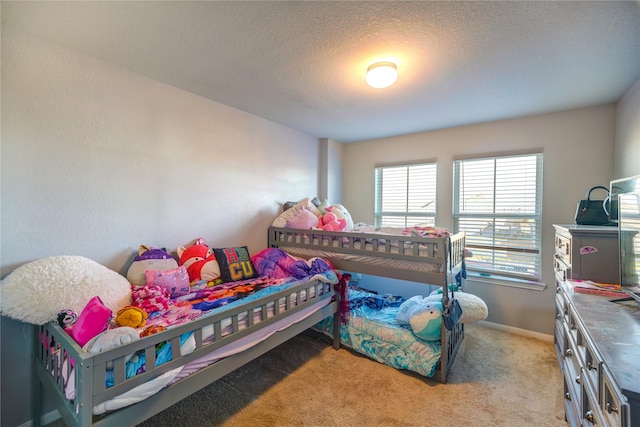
212, 246, 259, 282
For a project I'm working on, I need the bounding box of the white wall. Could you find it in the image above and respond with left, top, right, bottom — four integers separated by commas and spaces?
342, 105, 617, 334
615, 77, 640, 179
1, 29, 319, 427
318, 138, 344, 203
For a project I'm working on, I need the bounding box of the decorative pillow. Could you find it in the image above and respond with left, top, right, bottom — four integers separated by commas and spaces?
145, 266, 190, 298
286, 207, 319, 229
456, 291, 489, 323
213, 246, 259, 282
0, 256, 131, 325
272, 198, 321, 228
68, 296, 113, 347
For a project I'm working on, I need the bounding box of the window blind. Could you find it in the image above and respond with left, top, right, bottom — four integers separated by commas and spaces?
453, 153, 543, 281
375, 163, 437, 227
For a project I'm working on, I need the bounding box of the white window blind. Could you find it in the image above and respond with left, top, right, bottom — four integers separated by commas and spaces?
375, 163, 437, 227
453, 153, 543, 282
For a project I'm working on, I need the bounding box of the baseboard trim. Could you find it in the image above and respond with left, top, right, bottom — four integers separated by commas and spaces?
18, 409, 60, 427
476, 320, 554, 343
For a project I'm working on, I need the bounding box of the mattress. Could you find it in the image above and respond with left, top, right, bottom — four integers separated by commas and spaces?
315, 288, 441, 378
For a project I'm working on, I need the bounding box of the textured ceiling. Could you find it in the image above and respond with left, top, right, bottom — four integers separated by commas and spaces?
3, 1, 640, 142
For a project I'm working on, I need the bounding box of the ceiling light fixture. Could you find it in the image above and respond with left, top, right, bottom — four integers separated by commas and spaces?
365, 62, 398, 88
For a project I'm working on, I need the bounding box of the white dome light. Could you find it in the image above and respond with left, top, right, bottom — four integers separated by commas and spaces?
366, 62, 398, 88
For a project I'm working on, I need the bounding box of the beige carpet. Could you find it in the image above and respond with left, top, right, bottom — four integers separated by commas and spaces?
48, 324, 566, 427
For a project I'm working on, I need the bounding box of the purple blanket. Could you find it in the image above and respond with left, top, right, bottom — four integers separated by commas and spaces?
251, 248, 333, 280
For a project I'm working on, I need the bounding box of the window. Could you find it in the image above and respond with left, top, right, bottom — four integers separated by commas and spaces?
375, 163, 437, 227
453, 153, 543, 282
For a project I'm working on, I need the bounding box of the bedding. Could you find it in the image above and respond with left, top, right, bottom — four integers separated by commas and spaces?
315, 288, 442, 377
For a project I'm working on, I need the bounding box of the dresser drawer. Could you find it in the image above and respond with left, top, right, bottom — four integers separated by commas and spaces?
581, 380, 604, 427
563, 324, 582, 401
555, 232, 571, 265
554, 255, 570, 282
601, 365, 630, 427
554, 295, 565, 365
578, 331, 602, 395
563, 373, 581, 427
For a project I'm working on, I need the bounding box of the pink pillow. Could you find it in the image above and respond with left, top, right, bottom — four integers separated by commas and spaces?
286, 207, 318, 229
145, 266, 190, 298
68, 296, 112, 347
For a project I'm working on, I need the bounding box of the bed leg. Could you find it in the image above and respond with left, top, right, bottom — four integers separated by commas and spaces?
32, 328, 42, 427
332, 311, 340, 350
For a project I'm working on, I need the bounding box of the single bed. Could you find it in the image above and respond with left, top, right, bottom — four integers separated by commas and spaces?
32, 273, 341, 427
268, 225, 466, 383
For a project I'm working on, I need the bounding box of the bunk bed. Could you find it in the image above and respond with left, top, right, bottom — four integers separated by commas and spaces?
268, 225, 466, 383
32, 275, 341, 427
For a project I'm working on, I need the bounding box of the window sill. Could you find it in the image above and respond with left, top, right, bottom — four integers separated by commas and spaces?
465, 272, 548, 291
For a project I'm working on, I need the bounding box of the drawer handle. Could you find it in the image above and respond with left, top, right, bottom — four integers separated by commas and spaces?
606, 402, 619, 414
587, 362, 597, 371
564, 392, 572, 401
575, 374, 581, 385
584, 410, 594, 423
565, 348, 573, 358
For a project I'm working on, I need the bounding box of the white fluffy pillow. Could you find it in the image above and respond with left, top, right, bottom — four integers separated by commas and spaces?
272, 198, 321, 228
456, 291, 489, 323
0, 256, 132, 325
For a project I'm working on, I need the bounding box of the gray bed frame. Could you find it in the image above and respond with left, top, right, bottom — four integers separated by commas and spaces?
32, 278, 340, 427
267, 226, 466, 384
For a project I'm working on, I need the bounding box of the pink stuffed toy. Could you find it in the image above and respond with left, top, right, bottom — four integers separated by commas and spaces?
317, 206, 347, 231
177, 238, 221, 283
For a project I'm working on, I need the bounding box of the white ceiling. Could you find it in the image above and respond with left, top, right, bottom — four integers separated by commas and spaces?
3, 1, 640, 143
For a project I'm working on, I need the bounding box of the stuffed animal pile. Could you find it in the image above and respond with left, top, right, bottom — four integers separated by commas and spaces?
46, 238, 227, 351
276, 197, 355, 232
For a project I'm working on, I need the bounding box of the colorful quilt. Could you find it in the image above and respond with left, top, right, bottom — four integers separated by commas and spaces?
315, 288, 441, 378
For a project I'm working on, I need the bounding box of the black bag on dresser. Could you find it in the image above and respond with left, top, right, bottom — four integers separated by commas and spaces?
574, 186, 610, 225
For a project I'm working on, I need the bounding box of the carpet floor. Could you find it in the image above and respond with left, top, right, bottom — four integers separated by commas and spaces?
47, 323, 566, 427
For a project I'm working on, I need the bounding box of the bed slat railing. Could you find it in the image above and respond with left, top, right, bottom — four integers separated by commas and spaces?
35, 277, 337, 421
268, 227, 449, 265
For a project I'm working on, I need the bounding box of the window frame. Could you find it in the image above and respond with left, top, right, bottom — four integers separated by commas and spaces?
374, 162, 438, 228
452, 152, 543, 283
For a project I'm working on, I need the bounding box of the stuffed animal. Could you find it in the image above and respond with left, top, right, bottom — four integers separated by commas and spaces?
317, 207, 347, 231
114, 305, 148, 328
409, 300, 443, 342
126, 246, 178, 286
329, 203, 354, 231
177, 238, 221, 283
